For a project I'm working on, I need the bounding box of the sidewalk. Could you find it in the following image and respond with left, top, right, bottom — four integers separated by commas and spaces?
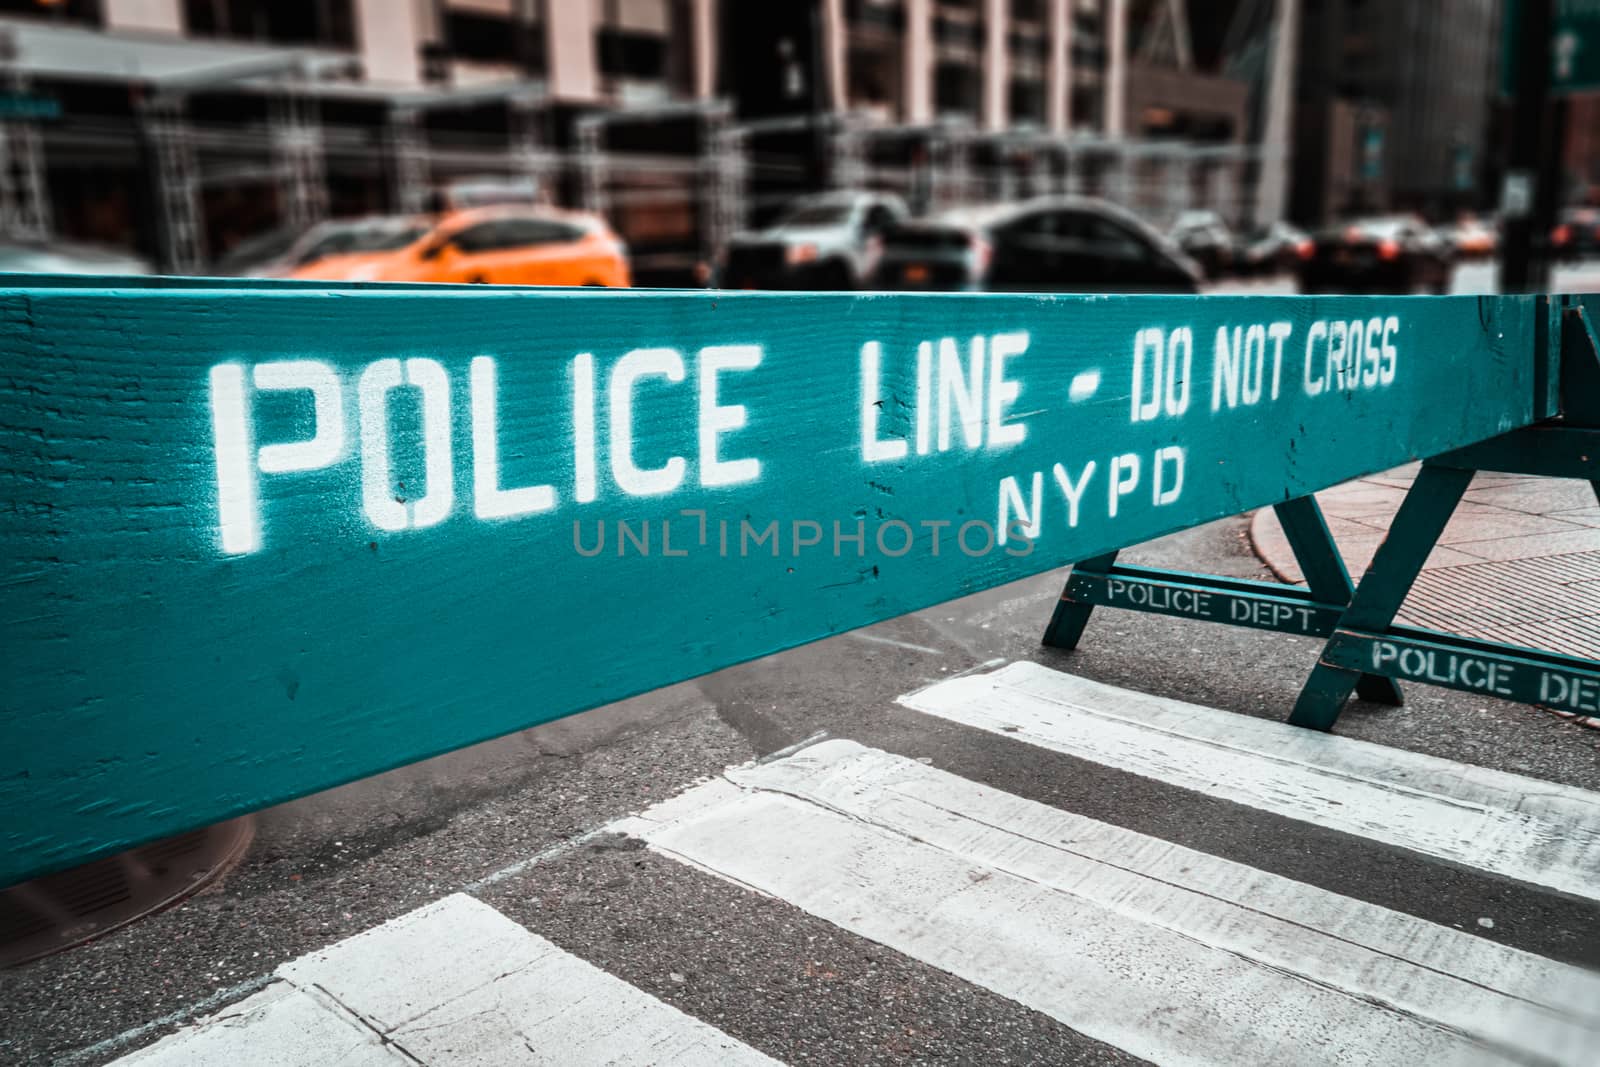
1250, 465, 1600, 722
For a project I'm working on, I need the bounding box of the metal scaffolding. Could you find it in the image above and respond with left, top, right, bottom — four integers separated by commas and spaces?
271, 86, 329, 232
0, 70, 50, 241
142, 95, 205, 274
386, 107, 431, 216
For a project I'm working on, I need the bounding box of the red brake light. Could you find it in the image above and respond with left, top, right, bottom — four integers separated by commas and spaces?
1553, 224, 1572, 245
1377, 239, 1400, 261
1296, 240, 1315, 260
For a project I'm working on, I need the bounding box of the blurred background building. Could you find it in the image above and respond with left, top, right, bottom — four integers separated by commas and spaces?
1289, 0, 1503, 224
0, 0, 1591, 280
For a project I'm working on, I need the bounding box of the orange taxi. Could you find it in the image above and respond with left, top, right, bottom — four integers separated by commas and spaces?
286, 206, 631, 287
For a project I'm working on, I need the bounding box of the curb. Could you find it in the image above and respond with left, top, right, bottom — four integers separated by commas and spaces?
1244, 506, 1599, 731
1246, 507, 1303, 585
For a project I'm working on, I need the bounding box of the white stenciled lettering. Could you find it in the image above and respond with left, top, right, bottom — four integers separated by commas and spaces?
986, 331, 1029, 447
1053, 460, 1096, 528
360, 357, 453, 532
610, 348, 687, 496
698, 344, 763, 487
938, 335, 986, 451
1304, 317, 1400, 396
1211, 323, 1273, 411
211, 359, 345, 555
471, 357, 557, 520
1108, 453, 1140, 518
1132, 327, 1192, 422
1152, 446, 1184, 506
998, 472, 1043, 543
860, 340, 908, 463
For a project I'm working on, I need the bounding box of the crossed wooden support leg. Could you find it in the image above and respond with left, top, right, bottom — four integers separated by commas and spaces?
1044, 496, 1404, 707
1292, 298, 1600, 730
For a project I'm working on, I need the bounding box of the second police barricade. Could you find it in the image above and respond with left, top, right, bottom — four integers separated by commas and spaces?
0, 278, 1593, 891
1050, 295, 1600, 728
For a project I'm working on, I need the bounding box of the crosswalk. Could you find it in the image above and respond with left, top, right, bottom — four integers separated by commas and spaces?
117, 895, 780, 1067
107, 662, 1600, 1067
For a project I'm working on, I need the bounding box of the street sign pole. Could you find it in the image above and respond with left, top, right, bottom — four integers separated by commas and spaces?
1500, 0, 1555, 293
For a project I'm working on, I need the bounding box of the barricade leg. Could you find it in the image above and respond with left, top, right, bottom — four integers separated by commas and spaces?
1290, 464, 1474, 730
1274, 497, 1404, 706
1042, 551, 1118, 649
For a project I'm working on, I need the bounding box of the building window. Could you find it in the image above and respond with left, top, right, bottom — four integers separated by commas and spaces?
597, 28, 668, 81
1070, 85, 1101, 130
846, 0, 902, 30
933, 14, 984, 50
597, 0, 691, 96
444, 10, 544, 70
848, 43, 899, 110
1010, 78, 1045, 126
183, 0, 356, 50
1009, 30, 1049, 62
934, 61, 980, 118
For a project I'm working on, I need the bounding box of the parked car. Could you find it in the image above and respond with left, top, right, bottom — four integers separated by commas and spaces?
1236, 221, 1312, 276
0, 238, 150, 276
1297, 216, 1454, 294
868, 197, 1202, 294
1168, 209, 1236, 278
264, 216, 433, 277
287, 207, 630, 287
1441, 215, 1498, 260
1552, 207, 1600, 261
717, 191, 908, 289
209, 225, 307, 277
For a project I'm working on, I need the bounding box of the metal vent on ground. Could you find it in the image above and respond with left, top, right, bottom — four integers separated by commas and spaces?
0, 818, 254, 969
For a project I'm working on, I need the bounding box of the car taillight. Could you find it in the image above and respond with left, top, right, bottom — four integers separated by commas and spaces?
1377, 239, 1400, 261
1296, 240, 1314, 260
1553, 224, 1572, 245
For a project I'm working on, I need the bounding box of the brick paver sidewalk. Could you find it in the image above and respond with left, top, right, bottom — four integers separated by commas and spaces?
1250, 465, 1600, 725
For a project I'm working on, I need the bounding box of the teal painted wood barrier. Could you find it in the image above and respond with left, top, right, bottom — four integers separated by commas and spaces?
0, 281, 1546, 887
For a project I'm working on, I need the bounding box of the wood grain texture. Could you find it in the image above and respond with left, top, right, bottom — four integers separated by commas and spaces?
0, 281, 1542, 885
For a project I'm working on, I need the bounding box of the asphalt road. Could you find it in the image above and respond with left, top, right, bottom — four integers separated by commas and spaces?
5, 508, 1598, 1066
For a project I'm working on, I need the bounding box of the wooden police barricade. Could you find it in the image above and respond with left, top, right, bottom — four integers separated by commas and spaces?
1292, 296, 1600, 728
0, 280, 1557, 888
1047, 295, 1600, 728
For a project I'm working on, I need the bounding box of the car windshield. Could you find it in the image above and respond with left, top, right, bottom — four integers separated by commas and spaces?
296, 221, 430, 263
779, 201, 856, 226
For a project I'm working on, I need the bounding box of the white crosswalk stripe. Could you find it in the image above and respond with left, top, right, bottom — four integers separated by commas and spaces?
100, 663, 1600, 1067
113, 895, 782, 1067
616, 737, 1600, 1067
899, 660, 1600, 901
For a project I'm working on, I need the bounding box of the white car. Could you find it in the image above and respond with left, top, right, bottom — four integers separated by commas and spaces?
718, 191, 909, 289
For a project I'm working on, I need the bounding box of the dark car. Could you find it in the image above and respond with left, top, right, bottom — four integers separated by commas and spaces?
1169, 210, 1236, 279
1552, 207, 1600, 261
716, 191, 908, 290
1236, 221, 1312, 276
1297, 216, 1453, 294
868, 197, 1202, 294
209, 224, 305, 277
